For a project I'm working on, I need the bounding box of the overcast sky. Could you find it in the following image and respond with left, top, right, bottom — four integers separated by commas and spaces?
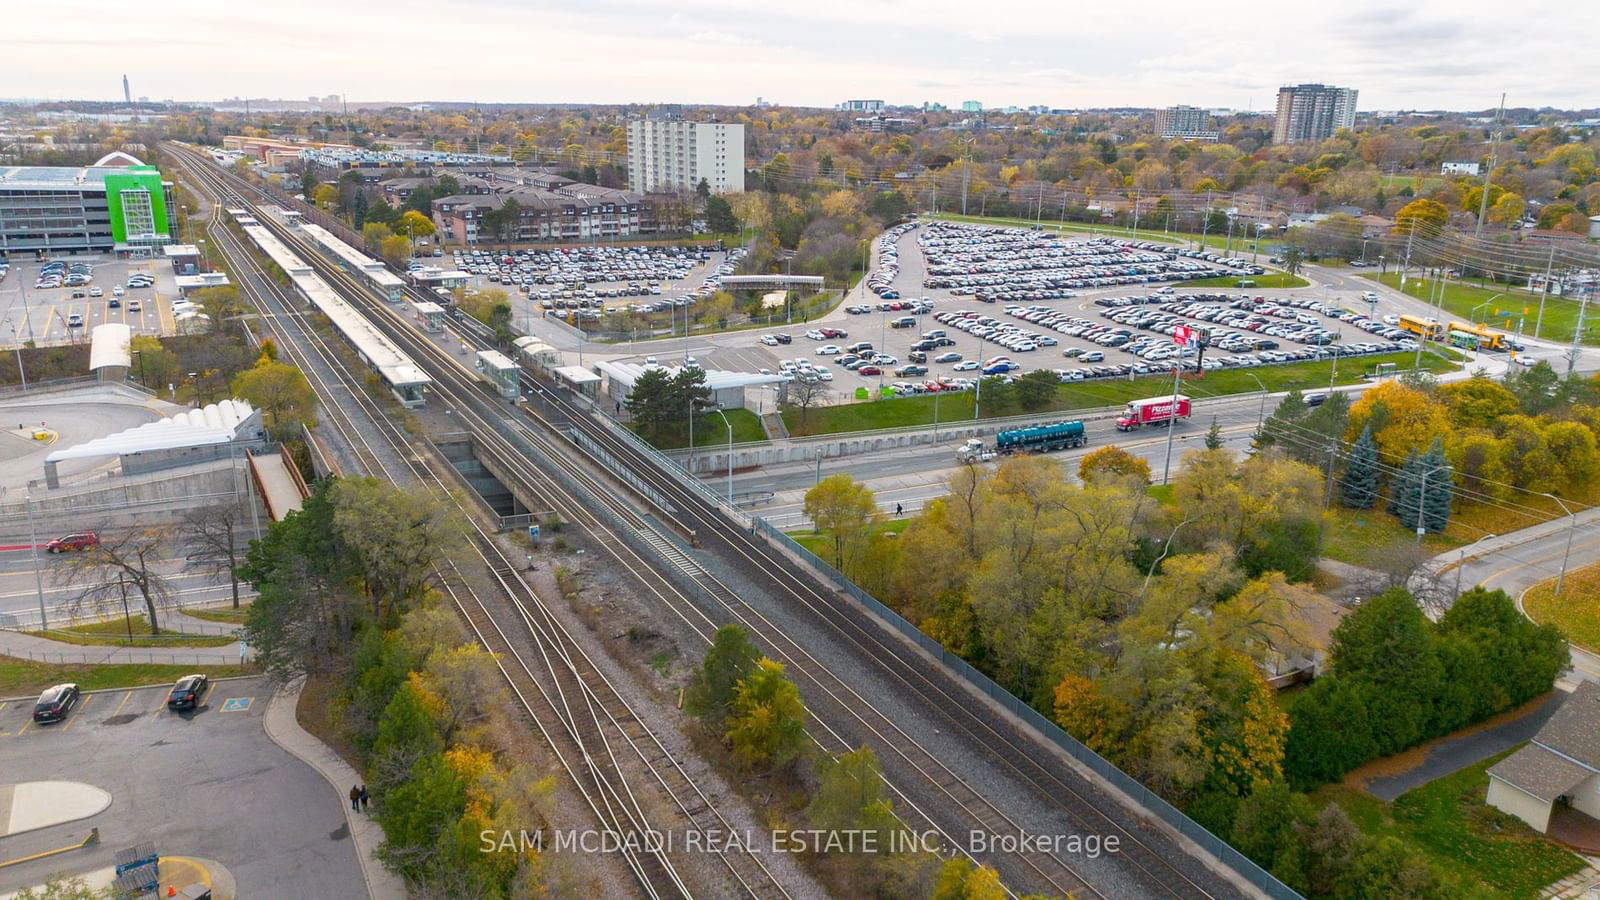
6, 0, 1597, 112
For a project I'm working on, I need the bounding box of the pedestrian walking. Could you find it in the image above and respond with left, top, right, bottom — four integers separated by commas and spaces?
895, 503, 903, 517
359, 785, 370, 812
349, 784, 361, 811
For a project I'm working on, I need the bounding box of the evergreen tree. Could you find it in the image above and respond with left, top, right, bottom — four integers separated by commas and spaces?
1419, 438, 1453, 533
1340, 424, 1380, 509
1387, 448, 1422, 529
1204, 416, 1223, 450
1255, 390, 1307, 451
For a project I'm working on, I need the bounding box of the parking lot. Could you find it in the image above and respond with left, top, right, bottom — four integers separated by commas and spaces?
616, 220, 1459, 404
0, 256, 180, 348
450, 243, 732, 326
0, 676, 366, 898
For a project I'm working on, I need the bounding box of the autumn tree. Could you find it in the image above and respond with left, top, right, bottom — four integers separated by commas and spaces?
129, 334, 177, 389
1077, 444, 1151, 485
395, 209, 436, 239
804, 474, 878, 569
1391, 197, 1449, 235
805, 746, 901, 845
330, 477, 467, 620
231, 357, 317, 438
379, 234, 412, 267
1345, 380, 1450, 465
725, 658, 809, 771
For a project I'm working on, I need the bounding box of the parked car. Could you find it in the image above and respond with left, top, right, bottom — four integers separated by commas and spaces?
46, 532, 98, 553
32, 683, 80, 723
166, 674, 210, 711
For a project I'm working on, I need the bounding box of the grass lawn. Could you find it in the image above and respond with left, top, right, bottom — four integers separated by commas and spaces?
641, 408, 768, 449
1312, 746, 1584, 898
1524, 561, 1600, 653
184, 605, 250, 625
787, 519, 910, 560
0, 655, 257, 698
1184, 273, 1310, 289
930, 212, 1274, 256
1379, 173, 1445, 194
34, 614, 238, 648
1318, 505, 1462, 566
1365, 272, 1599, 346
785, 351, 1459, 436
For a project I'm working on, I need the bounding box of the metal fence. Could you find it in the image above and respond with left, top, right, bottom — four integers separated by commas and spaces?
751, 517, 1302, 900
1, 646, 249, 666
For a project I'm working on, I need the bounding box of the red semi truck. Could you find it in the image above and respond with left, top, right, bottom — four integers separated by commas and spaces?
1115, 395, 1192, 431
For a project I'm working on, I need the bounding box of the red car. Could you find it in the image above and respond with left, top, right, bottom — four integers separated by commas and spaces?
857, 365, 882, 376
46, 532, 98, 553
820, 327, 848, 339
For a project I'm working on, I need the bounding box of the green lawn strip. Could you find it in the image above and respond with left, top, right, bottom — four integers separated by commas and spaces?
1379, 174, 1445, 194
0, 656, 257, 698
785, 351, 1458, 437
641, 408, 769, 450
1523, 562, 1600, 653
786, 519, 910, 559
1315, 746, 1584, 898
183, 605, 250, 624
1317, 506, 1462, 566
1183, 273, 1310, 288
929, 212, 1271, 256
1364, 273, 1598, 346
34, 614, 237, 648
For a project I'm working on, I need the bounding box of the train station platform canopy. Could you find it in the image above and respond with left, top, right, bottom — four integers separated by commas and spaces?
716, 275, 826, 291
591, 360, 785, 409
88, 323, 131, 381
46, 400, 258, 464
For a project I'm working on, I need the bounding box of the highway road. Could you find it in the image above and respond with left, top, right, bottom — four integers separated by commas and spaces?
0, 539, 250, 630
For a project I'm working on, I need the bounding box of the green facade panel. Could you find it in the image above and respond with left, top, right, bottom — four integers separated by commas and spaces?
103, 167, 171, 244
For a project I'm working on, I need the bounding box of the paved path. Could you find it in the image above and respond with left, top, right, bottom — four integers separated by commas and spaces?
0, 628, 247, 665
262, 676, 404, 900
1361, 691, 1566, 801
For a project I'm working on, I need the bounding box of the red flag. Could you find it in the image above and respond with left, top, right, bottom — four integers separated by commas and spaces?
1173, 325, 1192, 346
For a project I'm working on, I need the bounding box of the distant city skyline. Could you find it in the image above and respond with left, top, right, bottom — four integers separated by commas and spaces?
3, 0, 1596, 111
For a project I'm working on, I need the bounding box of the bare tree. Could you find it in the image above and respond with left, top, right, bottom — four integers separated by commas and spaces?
781, 377, 829, 428
55, 526, 178, 633
1346, 538, 1450, 615
180, 503, 248, 609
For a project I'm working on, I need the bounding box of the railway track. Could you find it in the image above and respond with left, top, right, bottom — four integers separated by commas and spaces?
175, 143, 1247, 900
173, 151, 792, 900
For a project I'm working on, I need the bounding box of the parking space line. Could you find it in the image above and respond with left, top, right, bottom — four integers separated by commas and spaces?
17, 716, 31, 736
152, 689, 171, 714
62, 693, 93, 730
198, 681, 215, 707
111, 690, 133, 717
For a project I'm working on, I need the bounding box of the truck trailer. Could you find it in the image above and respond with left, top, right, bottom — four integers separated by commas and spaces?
957, 420, 1087, 461
1115, 395, 1191, 431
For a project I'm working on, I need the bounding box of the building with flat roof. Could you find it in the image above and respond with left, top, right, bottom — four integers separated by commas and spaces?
840, 100, 885, 113
432, 186, 656, 244
1155, 105, 1220, 142
961, 100, 983, 113
0, 153, 174, 256
1273, 84, 1358, 144
626, 119, 744, 194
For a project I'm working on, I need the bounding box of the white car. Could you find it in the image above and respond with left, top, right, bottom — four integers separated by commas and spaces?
1382, 315, 1399, 325
816, 345, 841, 356
127, 299, 142, 312
953, 360, 980, 371
759, 335, 779, 346
815, 368, 833, 381
805, 329, 826, 340
112, 286, 125, 297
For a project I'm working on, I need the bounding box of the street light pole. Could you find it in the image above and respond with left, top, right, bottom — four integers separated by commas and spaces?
1542, 493, 1579, 597
1416, 463, 1450, 543
1245, 372, 1267, 431
712, 408, 733, 503
25, 493, 46, 631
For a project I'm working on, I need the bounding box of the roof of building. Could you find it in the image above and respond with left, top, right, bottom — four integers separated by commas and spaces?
88, 323, 131, 371
593, 360, 788, 392
411, 300, 445, 314
92, 151, 146, 167
46, 399, 256, 463
476, 349, 517, 370
175, 273, 231, 290
0, 164, 161, 190
1487, 745, 1593, 802
552, 365, 601, 385
163, 244, 201, 257
1534, 681, 1600, 768
1488, 682, 1600, 801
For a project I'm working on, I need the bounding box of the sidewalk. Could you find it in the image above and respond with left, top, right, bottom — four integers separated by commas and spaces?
0, 629, 247, 665
262, 676, 404, 900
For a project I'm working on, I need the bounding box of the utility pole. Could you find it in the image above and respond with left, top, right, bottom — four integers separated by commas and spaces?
1400, 218, 1417, 292
1474, 94, 1505, 239
1534, 243, 1556, 339
1568, 291, 1589, 377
